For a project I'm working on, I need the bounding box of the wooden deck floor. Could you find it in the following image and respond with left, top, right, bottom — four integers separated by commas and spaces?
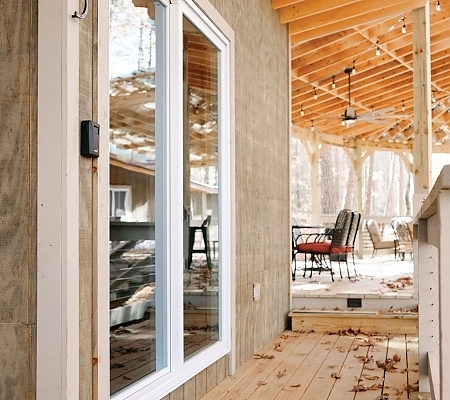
200, 330, 419, 400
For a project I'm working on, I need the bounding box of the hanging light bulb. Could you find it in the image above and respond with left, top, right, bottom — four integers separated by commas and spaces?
436, 1, 441, 11
400, 17, 406, 34
341, 120, 346, 126
310, 120, 315, 132
313, 87, 318, 100
300, 105, 304, 117
352, 61, 356, 75
402, 100, 405, 112
331, 76, 336, 89
432, 91, 436, 103
375, 41, 381, 56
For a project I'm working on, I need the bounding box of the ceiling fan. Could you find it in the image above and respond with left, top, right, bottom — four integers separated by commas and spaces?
316, 67, 408, 127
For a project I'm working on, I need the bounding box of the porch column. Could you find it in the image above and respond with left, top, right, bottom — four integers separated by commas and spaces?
412, 4, 432, 394
412, 4, 432, 211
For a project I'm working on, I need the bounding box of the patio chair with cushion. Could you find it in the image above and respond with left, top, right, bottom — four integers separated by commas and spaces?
296, 209, 353, 282
345, 211, 361, 277
391, 217, 413, 261
366, 219, 398, 259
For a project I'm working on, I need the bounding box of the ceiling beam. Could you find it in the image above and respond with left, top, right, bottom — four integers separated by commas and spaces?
280, 0, 362, 24
290, 0, 426, 44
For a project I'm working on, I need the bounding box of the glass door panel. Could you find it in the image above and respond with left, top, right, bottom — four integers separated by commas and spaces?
109, 0, 165, 394
182, 16, 220, 359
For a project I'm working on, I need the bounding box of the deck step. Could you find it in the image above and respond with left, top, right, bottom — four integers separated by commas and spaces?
289, 308, 418, 334
292, 293, 418, 311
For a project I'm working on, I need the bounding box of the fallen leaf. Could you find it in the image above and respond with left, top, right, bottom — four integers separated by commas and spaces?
274, 342, 283, 352
256, 381, 267, 386
277, 369, 287, 378
349, 384, 366, 392
290, 383, 301, 388
362, 374, 381, 380
253, 353, 274, 359
331, 372, 341, 379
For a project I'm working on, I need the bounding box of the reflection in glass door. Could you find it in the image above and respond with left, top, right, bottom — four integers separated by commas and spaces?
182, 16, 220, 359
108, 0, 165, 395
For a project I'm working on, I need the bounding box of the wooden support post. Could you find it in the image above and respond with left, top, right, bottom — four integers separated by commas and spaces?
412, 4, 432, 212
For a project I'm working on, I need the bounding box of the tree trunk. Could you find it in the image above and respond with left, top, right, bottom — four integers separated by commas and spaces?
383, 153, 395, 216
363, 154, 375, 215
320, 146, 337, 214
343, 163, 354, 209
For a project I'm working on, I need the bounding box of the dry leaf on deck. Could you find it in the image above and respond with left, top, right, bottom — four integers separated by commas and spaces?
393, 353, 401, 362
277, 369, 287, 378
290, 383, 301, 388
274, 342, 283, 352
253, 353, 274, 359
331, 373, 341, 379
349, 384, 366, 392
362, 374, 380, 380
256, 381, 268, 386
366, 383, 383, 390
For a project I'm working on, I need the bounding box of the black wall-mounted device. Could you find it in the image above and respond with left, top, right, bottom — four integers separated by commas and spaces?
80, 120, 100, 158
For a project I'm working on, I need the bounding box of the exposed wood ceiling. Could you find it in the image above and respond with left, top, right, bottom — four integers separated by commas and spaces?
273, 0, 450, 152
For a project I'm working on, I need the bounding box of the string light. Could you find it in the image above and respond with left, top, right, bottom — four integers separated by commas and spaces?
331, 76, 336, 89
300, 105, 304, 117
436, 1, 441, 11
352, 61, 356, 75
375, 41, 381, 56
402, 100, 405, 112
432, 91, 436, 103
313, 87, 318, 100
310, 120, 315, 132
341, 120, 346, 126
401, 17, 406, 34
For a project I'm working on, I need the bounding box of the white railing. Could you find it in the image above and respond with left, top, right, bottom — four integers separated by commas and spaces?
415, 165, 450, 400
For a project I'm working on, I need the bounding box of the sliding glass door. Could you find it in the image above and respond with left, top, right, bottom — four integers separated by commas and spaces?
108, 1, 231, 398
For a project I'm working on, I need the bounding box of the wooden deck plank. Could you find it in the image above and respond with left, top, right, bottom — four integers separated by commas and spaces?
326, 333, 371, 400
271, 332, 340, 399
222, 332, 312, 399
354, 335, 389, 400
383, 335, 408, 399
406, 335, 420, 393
199, 331, 307, 400
299, 334, 358, 400
199, 331, 420, 400
251, 332, 333, 399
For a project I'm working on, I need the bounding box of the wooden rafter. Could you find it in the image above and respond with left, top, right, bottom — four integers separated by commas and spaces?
273, 0, 450, 151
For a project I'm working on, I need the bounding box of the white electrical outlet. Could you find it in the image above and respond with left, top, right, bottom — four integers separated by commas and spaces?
253, 283, 260, 301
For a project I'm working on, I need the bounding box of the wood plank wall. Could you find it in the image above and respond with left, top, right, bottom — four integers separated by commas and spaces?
206, 0, 291, 365
0, 1, 38, 399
